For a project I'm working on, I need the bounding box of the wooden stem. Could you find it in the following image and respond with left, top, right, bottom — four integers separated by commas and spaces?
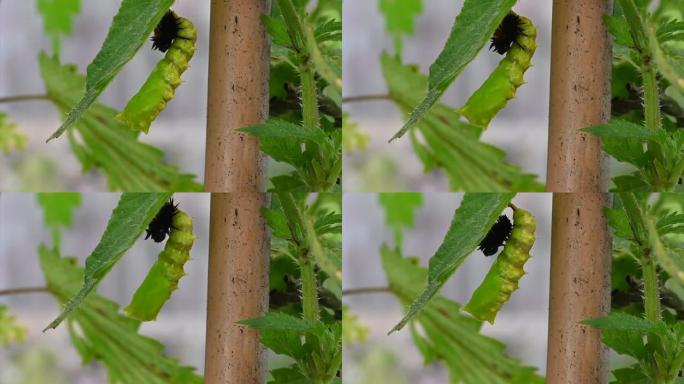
204, 193, 270, 383
546, 0, 613, 192
204, 0, 271, 192
546, 192, 612, 383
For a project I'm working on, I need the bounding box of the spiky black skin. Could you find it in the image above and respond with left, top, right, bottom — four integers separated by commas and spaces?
490, 13, 523, 55
151, 11, 180, 52
145, 198, 179, 243
478, 215, 513, 256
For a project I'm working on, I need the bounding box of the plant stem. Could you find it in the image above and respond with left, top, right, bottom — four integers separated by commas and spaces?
276, 191, 320, 322
642, 253, 661, 322
342, 94, 392, 104
0, 287, 50, 296
342, 287, 392, 296
300, 63, 320, 130
643, 68, 662, 131
0, 94, 50, 104
300, 255, 319, 322
618, 193, 661, 321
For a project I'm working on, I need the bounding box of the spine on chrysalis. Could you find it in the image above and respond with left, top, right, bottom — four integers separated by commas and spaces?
463, 205, 536, 323
125, 209, 194, 321
458, 13, 537, 127
116, 12, 196, 133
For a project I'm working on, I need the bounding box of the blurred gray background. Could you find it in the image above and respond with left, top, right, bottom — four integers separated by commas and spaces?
0, 193, 210, 383
0, 1, 209, 191
343, 1, 553, 191
343, 193, 552, 382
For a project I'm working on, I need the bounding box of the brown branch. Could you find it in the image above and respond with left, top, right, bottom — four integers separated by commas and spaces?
342, 286, 393, 296
0, 287, 50, 297
0, 94, 51, 104
342, 94, 392, 104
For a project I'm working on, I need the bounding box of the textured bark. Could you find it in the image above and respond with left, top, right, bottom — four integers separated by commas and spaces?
204, 193, 270, 383
204, 0, 271, 192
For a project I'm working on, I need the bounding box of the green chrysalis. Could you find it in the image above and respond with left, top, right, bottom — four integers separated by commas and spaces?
125, 209, 195, 321
116, 11, 196, 133
458, 12, 537, 127
463, 205, 536, 323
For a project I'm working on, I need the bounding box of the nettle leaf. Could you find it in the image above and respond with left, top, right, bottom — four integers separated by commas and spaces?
45, 193, 172, 330
583, 312, 662, 333
650, 26, 684, 94
381, 245, 545, 383
39, 53, 202, 191
269, 368, 309, 384
390, 193, 514, 333
241, 119, 327, 169
0, 305, 28, 346
604, 207, 634, 240
379, 0, 423, 53
583, 119, 658, 168
48, 0, 175, 141
656, 211, 684, 235
37, 193, 82, 229
39, 245, 203, 383
241, 312, 341, 381
378, 192, 424, 245
582, 312, 664, 361
605, 15, 635, 47
342, 305, 369, 344
381, 53, 544, 191
241, 119, 327, 143
584, 119, 658, 139
262, 15, 292, 48
391, 0, 516, 140
0, 112, 28, 154
36, 0, 81, 54
239, 312, 320, 333
656, 19, 684, 44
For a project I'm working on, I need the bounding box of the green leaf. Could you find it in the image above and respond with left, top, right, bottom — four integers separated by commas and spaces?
649, 26, 684, 93
605, 206, 634, 239
381, 53, 544, 191
379, 0, 423, 37
239, 312, 320, 333
379, 0, 423, 53
378, 192, 423, 245
36, 0, 81, 54
390, 193, 514, 333
36, 193, 82, 230
0, 305, 28, 346
582, 312, 662, 332
605, 14, 635, 47
381, 245, 545, 383
39, 52, 203, 191
241, 119, 327, 143
47, 0, 175, 141
0, 112, 28, 154
39, 245, 203, 383
269, 367, 309, 384
646, 216, 684, 287
390, 0, 516, 140
45, 193, 172, 330
342, 305, 369, 343
583, 119, 658, 139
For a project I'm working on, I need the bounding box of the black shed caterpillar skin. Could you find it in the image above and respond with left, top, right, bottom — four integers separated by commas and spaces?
478, 214, 513, 256
116, 11, 196, 133
145, 198, 179, 243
